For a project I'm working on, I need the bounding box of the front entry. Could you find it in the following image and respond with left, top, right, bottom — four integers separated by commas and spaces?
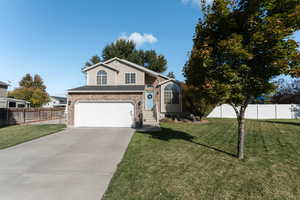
145, 91, 154, 110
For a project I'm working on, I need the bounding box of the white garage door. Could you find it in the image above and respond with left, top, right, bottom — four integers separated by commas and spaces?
74, 102, 134, 127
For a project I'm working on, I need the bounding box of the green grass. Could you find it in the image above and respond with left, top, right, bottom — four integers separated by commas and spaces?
103, 119, 300, 200
0, 124, 66, 149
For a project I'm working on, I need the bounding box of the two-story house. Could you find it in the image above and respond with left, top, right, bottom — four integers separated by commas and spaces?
67, 57, 182, 128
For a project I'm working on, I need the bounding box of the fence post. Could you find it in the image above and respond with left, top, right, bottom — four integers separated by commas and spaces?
23, 108, 26, 124
291, 104, 294, 119
6, 108, 8, 125
275, 104, 277, 119
256, 104, 259, 120
220, 105, 223, 118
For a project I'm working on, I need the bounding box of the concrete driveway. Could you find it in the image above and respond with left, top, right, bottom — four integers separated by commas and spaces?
0, 127, 134, 200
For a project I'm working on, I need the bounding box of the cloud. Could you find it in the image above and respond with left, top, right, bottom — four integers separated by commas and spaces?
181, 0, 213, 7
119, 32, 158, 46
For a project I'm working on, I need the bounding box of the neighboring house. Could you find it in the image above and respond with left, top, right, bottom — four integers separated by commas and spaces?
0, 81, 30, 108
43, 96, 67, 108
67, 57, 182, 128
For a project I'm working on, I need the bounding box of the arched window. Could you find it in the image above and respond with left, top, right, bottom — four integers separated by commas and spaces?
97, 70, 107, 85
164, 83, 180, 104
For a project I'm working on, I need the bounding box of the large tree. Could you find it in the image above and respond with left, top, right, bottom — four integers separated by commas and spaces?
184, 0, 300, 159
85, 39, 167, 73
9, 74, 50, 107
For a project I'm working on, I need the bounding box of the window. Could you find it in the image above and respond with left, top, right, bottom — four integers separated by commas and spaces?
125, 72, 136, 84
164, 83, 180, 104
97, 70, 107, 85
17, 104, 25, 108
9, 101, 16, 108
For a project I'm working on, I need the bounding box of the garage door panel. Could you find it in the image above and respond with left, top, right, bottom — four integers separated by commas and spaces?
75, 102, 134, 127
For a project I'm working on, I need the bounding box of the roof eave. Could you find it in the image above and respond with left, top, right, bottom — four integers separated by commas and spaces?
68, 90, 144, 94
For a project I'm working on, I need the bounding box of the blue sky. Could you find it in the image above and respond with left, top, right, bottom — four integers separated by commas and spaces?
0, 0, 299, 96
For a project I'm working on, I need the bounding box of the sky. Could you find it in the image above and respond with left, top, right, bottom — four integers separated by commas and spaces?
0, 0, 299, 97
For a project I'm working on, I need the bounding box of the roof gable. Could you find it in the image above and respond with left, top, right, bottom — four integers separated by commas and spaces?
158, 79, 181, 86
82, 57, 170, 80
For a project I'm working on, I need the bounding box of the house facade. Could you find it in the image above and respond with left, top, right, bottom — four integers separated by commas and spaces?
43, 96, 67, 108
67, 57, 182, 128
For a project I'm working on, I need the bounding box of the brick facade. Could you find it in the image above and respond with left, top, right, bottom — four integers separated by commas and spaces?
67, 93, 143, 127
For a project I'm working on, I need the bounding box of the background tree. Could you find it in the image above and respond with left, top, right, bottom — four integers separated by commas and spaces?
272, 78, 300, 103
32, 74, 47, 91
9, 74, 50, 107
19, 73, 33, 88
102, 40, 136, 61
167, 72, 175, 79
183, 0, 300, 159
85, 39, 168, 73
85, 55, 101, 67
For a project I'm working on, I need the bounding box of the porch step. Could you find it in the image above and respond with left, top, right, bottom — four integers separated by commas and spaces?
142, 110, 158, 126
143, 121, 160, 126
136, 124, 161, 132
144, 119, 157, 123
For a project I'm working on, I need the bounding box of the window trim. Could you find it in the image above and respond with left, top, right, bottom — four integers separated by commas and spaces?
97, 70, 108, 85
164, 83, 180, 105
124, 72, 137, 84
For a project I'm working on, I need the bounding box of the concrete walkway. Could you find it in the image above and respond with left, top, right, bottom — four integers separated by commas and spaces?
26, 118, 66, 125
0, 128, 134, 200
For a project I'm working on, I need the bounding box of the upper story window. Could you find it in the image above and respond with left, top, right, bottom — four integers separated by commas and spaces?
164, 83, 180, 104
125, 72, 136, 84
97, 70, 107, 85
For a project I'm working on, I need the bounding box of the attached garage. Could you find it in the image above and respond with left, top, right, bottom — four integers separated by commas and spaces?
67, 85, 144, 128
74, 102, 134, 128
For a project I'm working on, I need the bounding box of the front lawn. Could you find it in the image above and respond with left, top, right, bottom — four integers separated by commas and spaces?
0, 124, 66, 149
103, 119, 300, 200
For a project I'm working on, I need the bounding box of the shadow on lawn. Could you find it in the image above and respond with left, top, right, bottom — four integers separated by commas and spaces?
261, 120, 300, 127
139, 127, 236, 158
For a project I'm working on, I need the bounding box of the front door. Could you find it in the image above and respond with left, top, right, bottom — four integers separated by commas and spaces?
145, 91, 154, 110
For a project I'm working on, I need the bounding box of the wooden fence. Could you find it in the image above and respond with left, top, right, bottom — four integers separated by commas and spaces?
0, 108, 65, 126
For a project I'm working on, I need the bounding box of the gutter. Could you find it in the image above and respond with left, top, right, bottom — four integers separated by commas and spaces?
67, 90, 144, 94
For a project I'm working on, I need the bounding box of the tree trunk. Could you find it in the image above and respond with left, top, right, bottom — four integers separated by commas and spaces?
237, 109, 246, 159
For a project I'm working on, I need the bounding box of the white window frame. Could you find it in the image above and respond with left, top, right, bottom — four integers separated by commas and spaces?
125, 72, 136, 84
164, 83, 180, 105
97, 70, 107, 85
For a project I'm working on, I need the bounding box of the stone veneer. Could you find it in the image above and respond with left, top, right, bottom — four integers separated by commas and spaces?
67, 93, 143, 127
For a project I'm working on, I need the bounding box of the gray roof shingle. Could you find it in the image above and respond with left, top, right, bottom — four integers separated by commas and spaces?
68, 85, 145, 92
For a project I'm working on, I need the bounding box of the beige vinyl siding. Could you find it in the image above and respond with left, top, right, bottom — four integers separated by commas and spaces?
108, 60, 145, 85
86, 60, 145, 86
87, 66, 117, 85
0, 88, 8, 98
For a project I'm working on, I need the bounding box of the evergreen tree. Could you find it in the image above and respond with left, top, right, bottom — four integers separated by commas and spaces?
85, 55, 101, 67
167, 72, 175, 79
85, 39, 168, 73
33, 74, 47, 91
19, 73, 33, 88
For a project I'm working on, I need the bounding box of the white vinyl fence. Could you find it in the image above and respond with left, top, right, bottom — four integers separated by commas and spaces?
207, 104, 300, 119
